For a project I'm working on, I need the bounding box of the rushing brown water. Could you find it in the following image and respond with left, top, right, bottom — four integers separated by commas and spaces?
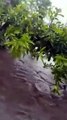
0, 50, 67, 120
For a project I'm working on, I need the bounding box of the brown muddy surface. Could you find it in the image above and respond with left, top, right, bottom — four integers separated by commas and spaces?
0, 50, 67, 120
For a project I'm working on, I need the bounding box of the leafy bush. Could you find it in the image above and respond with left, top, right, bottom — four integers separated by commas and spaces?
52, 55, 67, 93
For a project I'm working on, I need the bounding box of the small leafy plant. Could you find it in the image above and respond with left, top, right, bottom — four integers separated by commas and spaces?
52, 55, 67, 94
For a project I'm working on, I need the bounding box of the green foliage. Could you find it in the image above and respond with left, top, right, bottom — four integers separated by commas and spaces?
0, 0, 51, 57
5, 33, 34, 57
52, 55, 67, 93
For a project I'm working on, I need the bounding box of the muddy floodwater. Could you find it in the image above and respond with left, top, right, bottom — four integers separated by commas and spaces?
0, 50, 67, 120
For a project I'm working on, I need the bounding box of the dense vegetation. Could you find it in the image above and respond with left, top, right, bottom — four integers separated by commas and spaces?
0, 0, 67, 94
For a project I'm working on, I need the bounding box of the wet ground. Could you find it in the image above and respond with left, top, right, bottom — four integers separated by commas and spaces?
0, 50, 67, 120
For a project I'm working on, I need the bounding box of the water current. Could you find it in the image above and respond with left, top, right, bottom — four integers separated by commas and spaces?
0, 50, 67, 120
